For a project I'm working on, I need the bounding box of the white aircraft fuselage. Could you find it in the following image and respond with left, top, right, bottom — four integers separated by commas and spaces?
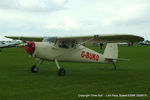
25, 42, 109, 64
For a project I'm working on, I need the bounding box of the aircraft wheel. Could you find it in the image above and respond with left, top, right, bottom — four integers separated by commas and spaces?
31, 65, 38, 73
58, 68, 66, 76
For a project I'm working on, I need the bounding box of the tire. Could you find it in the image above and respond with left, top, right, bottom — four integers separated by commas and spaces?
31, 65, 38, 73
58, 68, 66, 76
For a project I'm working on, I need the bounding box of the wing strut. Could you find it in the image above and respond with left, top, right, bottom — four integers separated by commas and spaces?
78, 37, 94, 46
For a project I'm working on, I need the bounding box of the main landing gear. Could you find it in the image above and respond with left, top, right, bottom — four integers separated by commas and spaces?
31, 60, 44, 73
31, 65, 38, 73
55, 59, 66, 76
30, 59, 66, 76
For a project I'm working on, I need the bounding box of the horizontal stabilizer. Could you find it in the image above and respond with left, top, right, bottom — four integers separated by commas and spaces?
106, 58, 129, 61
117, 58, 129, 61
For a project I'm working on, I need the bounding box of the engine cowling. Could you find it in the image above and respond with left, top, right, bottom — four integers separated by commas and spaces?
24, 42, 35, 55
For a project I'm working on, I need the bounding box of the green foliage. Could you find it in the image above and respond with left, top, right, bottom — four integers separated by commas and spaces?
0, 45, 150, 100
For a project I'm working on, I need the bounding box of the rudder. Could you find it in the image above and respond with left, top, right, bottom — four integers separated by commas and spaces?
103, 43, 118, 59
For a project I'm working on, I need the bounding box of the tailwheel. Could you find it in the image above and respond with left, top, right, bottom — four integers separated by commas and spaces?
58, 68, 66, 76
111, 61, 117, 70
31, 65, 38, 73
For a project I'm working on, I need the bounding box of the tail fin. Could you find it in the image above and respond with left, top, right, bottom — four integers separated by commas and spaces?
103, 43, 118, 59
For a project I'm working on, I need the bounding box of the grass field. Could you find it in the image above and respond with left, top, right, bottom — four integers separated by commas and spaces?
0, 44, 150, 100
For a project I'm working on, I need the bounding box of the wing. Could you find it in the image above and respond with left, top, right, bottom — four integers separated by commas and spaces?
5, 34, 144, 43
5, 36, 43, 42
57, 34, 144, 43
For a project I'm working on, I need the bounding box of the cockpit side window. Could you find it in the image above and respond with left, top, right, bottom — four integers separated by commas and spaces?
58, 41, 69, 48
42, 37, 77, 49
58, 40, 77, 49
71, 40, 77, 48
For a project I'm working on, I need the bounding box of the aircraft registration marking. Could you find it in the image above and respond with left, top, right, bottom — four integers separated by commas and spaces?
81, 51, 99, 61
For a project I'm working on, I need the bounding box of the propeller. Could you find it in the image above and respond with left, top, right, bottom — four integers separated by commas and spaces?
24, 42, 35, 56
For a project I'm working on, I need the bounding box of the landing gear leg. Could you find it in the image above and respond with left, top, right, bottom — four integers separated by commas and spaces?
31, 59, 44, 73
55, 59, 66, 76
111, 60, 117, 70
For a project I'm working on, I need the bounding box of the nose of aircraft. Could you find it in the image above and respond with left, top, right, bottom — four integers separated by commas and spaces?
24, 42, 35, 55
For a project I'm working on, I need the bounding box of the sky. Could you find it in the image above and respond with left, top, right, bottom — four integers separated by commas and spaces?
0, 0, 150, 40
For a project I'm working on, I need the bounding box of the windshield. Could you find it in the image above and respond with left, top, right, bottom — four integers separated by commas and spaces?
42, 37, 57, 44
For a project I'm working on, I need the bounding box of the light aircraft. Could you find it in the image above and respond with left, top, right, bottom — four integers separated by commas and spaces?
0, 41, 7, 48
139, 40, 150, 46
0, 40, 21, 48
6, 34, 144, 76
